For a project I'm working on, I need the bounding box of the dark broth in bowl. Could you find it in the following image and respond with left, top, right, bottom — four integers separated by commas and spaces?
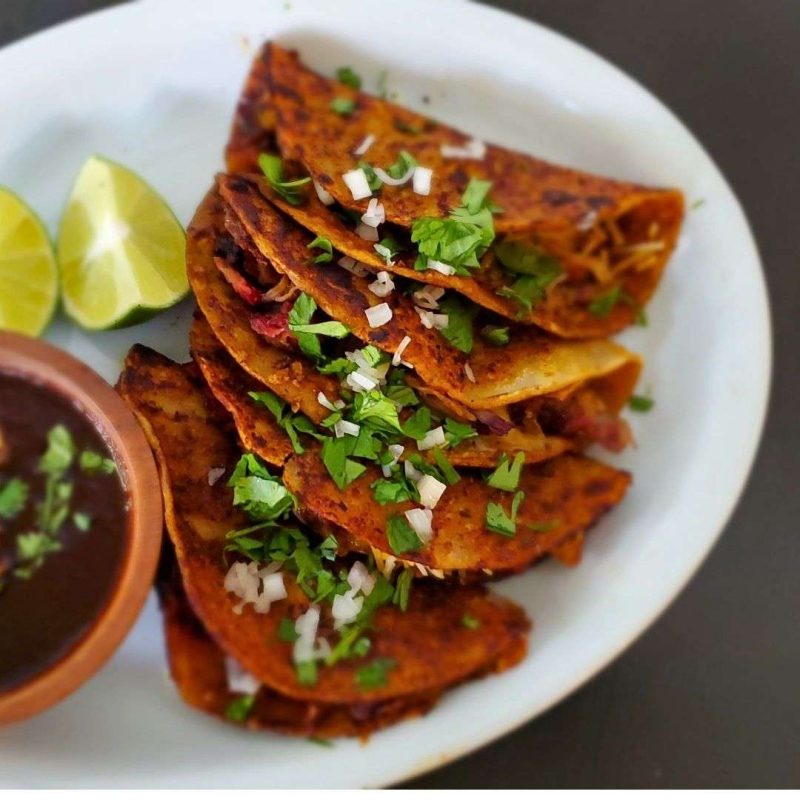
0, 373, 129, 692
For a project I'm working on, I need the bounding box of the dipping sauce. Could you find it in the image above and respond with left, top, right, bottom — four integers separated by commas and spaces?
0, 373, 129, 692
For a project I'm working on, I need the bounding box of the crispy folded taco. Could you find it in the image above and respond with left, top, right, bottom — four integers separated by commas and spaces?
218, 174, 642, 412
283, 450, 630, 578
230, 43, 683, 337
118, 345, 529, 705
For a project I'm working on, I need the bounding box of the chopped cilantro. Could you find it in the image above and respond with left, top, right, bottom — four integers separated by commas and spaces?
249, 389, 324, 455
497, 272, 556, 314
486, 452, 525, 492
481, 325, 510, 346
392, 568, 414, 611
372, 476, 418, 505
0, 478, 29, 520
402, 406, 432, 440
386, 150, 417, 180
432, 448, 460, 485
258, 153, 311, 206
374, 236, 402, 265
461, 613, 480, 630
385, 382, 418, 408
443, 418, 477, 448
495, 239, 562, 281
296, 660, 318, 686
357, 160, 383, 192
330, 96, 356, 116
352, 390, 403, 435
224, 694, 256, 723
356, 657, 396, 689
72, 512, 91, 532
386, 514, 422, 554
485, 490, 525, 537
336, 66, 362, 89
352, 637, 372, 657
288, 292, 323, 359
321, 437, 367, 490
278, 617, 299, 643
588, 285, 623, 318
438, 295, 475, 354
228, 454, 295, 520
629, 394, 655, 412
307, 235, 333, 264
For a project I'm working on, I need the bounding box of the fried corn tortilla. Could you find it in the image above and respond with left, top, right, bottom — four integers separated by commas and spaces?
187, 185, 342, 422
219, 174, 643, 410
118, 345, 529, 704
283, 450, 630, 577
262, 43, 684, 336
190, 312, 294, 467
156, 549, 440, 737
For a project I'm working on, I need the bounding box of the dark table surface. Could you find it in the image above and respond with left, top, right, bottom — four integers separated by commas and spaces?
2, 0, 797, 789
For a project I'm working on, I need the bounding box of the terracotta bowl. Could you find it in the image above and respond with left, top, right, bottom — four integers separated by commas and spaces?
0, 332, 163, 725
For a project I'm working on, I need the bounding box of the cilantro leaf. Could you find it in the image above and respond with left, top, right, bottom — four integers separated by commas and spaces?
288, 292, 323, 359
39, 424, 75, 476
432, 448, 460, 485
357, 160, 383, 192
79, 450, 117, 475
258, 153, 311, 206
224, 694, 256, 723
461, 613, 480, 630
296, 661, 318, 686
588, 285, 622, 317
374, 236, 402, 265
356, 658, 396, 690
336, 66, 362, 89
321, 437, 367, 490
443, 418, 477, 448
495, 239, 563, 280
307, 235, 333, 264
386, 150, 417, 180
228, 454, 295, 520
0, 478, 29, 520
278, 617, 299, 643
386, 514, 422, 554
352, 390, 403, 435
15, 531, 61, 578
392, 568, 414, 612
402, 406, 432, 440
480, 325, 510, 346
437, 295, 475, 354
372, 476, 418, 505
628, 394, 655, 412
72, 511, 92, 532
485, 490, 525, 536
486, 452, 525, 492
330, 97, 356, 116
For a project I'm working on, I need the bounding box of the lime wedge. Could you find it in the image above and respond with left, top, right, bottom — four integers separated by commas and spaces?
57, 156, 188, 330
0, 189, 58, 337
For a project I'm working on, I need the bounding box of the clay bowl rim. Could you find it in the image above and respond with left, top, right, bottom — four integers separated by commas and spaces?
0, 331, 163, 725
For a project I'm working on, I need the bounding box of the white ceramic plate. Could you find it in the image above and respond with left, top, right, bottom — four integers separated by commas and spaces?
0, 0, 770, 788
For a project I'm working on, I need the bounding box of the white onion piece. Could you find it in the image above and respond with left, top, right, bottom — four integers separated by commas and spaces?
413, 286, 445, 310
207, 466, 225, 486
427, 259, 456, 276
415, 307, 434, 329
404, 459, 423, 482
225, 657, 261, 695
382, 443, 405, 477
313, 179, 335, 206
365, 303, 393, 328
392, 335, 412, 366
368, 270, 395, 298
293, 606, 320, 664
332, 591, 364, 630
343, 168, 373, 200
334, 419, 361, 438
353, 133, 376, 156
355, 222, 380, 242
361, 197, 386, 227
417, 426, 446, 451
464, 362, 476, 383
347, 562, 377, 597
317, 391, 345, 411
224, 561, 286, 615
253, 572, 287, 614
373, 165, 415, 186
338, 255, 370, 277
417, 474, 447, 509
346, 370, 379, 392
412, 166, 433, 195
440, 138, 487, 159
404, 507, 434, 543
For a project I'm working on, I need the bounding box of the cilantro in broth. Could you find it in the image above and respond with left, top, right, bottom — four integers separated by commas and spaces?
0, 478, 29, 520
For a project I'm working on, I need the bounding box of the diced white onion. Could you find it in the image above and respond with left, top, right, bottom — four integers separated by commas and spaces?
317, 391, 345, 411
347, 561, 377, 597
373, 165, 415, 186
346, 370, 379, 392
313, 179, 335, 206
353, 133, 376, 156
356, 222, 380, 241
428, 259, 456, 276
361, 197, 385, 227
368, 270, 395, 298
382, 443, 405, 477
331, 591, 364, 630
417, 426, 446, 451
404, 459, 423, 482
254, 572, 288, 614
224, 561, 286, 615
577, 210, 598, 231
338, 255, 370, 277
417, 474, 447, 509
412, 166, 433, 195
365, 302, 393, 328
404, 507, 434, 543
415, 306, 434, 329
392, 335, 412, 366
413, 285, 445, 310
343, 168, 373, 200
334, 419, 361, 438
293, 606, 320, 664
440, 138, 487, 160
464, 362, 476, 383
207, 466, 225, 486
416, 308, 448, 330
225, 657, 261, 695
